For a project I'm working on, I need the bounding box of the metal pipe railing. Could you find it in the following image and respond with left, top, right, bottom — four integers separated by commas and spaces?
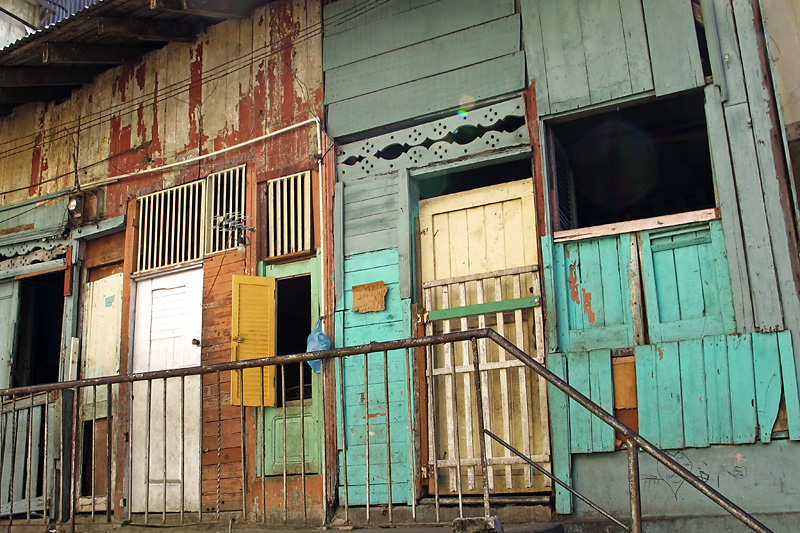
0, 328, 772, 532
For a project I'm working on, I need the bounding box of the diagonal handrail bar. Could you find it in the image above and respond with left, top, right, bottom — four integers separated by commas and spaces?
482, 329, 772, 533
484, 429, 629, 531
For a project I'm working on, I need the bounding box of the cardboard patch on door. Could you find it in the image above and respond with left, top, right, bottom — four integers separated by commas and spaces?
351, 281, 388, 313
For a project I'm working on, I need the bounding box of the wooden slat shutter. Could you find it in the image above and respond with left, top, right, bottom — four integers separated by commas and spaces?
231, 275, 276, 406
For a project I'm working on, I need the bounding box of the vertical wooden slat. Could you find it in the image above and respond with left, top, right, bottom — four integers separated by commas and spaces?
475, 280, 497, 490
289, 173, 296, 254
440, 287, 457, 492
777, 331, 800, 440
567, 351, 592, 453
656, 342, 684, 450
457, 282, 475, 490
588, 349, 614, 452
702, 335, 733, 444
634, 344, 660, 444
511, 275, 532, 478
679, 339, 710, 447
546, 351, 572, 514
752, 333, 782, 444
727, 334, 758, 443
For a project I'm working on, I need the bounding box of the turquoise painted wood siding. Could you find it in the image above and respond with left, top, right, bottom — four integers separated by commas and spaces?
640, 221, 736, 343
566, 349, 615, 454
335, 248, 413, 505
546, 351, 572, 514
334, 165, 414, 505
323, 0, 522, 138
635, 332, 798, 450
521, 0, 653, 115
553, 234, 635, 353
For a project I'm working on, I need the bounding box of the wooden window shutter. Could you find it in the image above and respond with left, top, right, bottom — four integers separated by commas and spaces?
231, 275, 276, 406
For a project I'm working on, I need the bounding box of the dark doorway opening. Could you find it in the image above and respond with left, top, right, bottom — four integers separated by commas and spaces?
11, 271, 64, 387
418, 157, 532, 200
275, 275, 312, 406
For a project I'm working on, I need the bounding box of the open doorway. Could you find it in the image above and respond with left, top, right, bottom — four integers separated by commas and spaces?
276, 275, 312, 405
11, 271, 64, 387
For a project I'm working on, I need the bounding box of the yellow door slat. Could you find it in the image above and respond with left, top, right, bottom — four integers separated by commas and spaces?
231, 275, 276, 406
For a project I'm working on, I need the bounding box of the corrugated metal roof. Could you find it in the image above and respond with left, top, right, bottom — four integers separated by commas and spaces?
39, 0, 101, 27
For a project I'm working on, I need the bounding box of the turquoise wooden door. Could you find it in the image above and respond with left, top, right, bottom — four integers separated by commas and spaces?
640, 220, 736, 342
553, 233, 637, 353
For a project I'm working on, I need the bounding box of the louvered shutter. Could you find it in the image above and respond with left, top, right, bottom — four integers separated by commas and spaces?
231, 275, 276, 406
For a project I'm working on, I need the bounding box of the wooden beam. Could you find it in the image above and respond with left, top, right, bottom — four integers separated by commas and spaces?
0, 86, 77, 104
41, 42, 157, 64
150, 0, 252, 18
0, 66, 104, 87
97, 17, 199, 42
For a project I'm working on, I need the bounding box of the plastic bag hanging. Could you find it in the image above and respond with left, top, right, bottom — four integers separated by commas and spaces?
306, 318, 330, 374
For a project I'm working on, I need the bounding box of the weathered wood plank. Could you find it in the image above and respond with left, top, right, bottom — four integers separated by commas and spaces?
597, 237, 623, 329
328, 52, 525, 138
334, 181, 344, 311
708, 220, 738, 334
344, 248, 398, 274
325, 15, 520, 105
703, 335, 733, 444
343, 195, 398, 221
634, 344, 660, 444
323, 0, 437, 35
567, 351, 592, 454
323, 0, 514, 70
578, 0, 632, 103
679, 339, 709, 448
541, 236, 560, 351
546, 351, 572, 514
344, 228, 397, 256
538, 0, 590, 113
588, 348, 614, 452
398, 169, 412, 300
724, 102, 783, 330
618, 0, 653, 93
733, 0, 800, 371
519, 0, 550, 115
727, 334, 758, 443
704, 85, 753, 331
752, 332, 782, 443
656, 342, 684, 450
777, 331, 800, 440
641, 0, 704, 96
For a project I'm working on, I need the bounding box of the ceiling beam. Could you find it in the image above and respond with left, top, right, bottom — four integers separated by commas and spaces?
150, 0, 252, 19
41, 42, 158, 64
0, 86, 78, 105
97, 17, 199, 42
0, 66, 105, 87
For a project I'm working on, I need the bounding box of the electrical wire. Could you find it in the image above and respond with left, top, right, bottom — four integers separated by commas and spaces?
0, 0, 395, 225
0, 0, 389, 157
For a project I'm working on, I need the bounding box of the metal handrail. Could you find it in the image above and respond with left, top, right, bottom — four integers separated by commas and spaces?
0, 328, 772, 532
476, 330, 772, 533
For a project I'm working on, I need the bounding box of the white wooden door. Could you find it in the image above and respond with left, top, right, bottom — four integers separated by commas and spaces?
419, 178, 550, 494
131, 269, 202, 513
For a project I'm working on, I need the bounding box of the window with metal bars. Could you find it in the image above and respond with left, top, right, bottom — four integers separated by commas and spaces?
136, 165, 246, 273
263, 171, 314, 259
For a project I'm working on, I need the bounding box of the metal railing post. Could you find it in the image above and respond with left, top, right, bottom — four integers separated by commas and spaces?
627, 443, 642, 533
471, 337, 491, 518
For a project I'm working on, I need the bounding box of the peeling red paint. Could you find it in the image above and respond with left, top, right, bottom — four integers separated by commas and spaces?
568, 262, 580, 304
658, 347, 664, 360
582, 288, 596, 323
29, 109, 46, 196
112, 63, 137, 102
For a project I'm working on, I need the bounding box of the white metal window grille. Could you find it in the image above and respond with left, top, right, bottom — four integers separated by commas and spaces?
207, 165, 247, 254
265, 171, 313, 258
137, 180, 206, 273
136, 165, 247, 273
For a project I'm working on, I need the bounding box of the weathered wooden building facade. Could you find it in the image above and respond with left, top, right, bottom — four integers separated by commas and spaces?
0, 0, 799, 529
0, 0, 334, 523
325, 0, 800, 523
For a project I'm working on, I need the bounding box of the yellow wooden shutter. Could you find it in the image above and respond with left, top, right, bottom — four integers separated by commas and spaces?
231, 275, 276, 406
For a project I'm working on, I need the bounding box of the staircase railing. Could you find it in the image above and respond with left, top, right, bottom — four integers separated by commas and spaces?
474, 329, 771, 533
0, 328, 771, 532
